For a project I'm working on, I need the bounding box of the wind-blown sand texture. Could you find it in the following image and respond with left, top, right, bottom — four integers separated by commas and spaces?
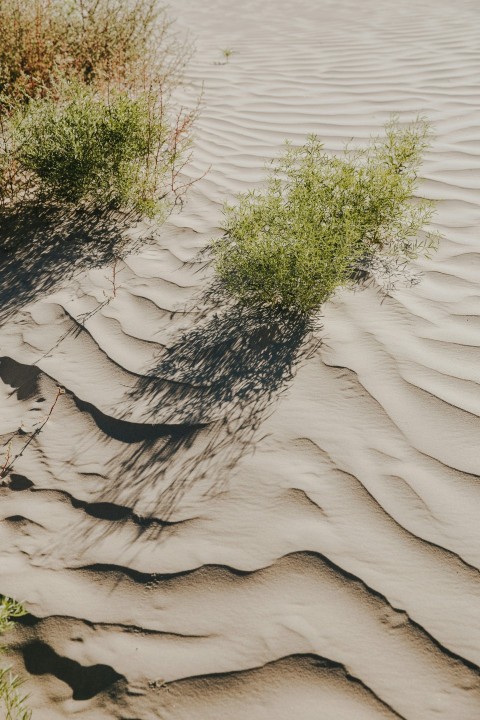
1, 0, 480, 717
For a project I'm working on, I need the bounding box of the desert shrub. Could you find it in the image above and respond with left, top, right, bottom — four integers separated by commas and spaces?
0, 0, 185, 102
211, 119, 439, 315
0, 108, 31, 211
0, 597, 31, 720
0, 0, 197, 226
0, 83, 195, 218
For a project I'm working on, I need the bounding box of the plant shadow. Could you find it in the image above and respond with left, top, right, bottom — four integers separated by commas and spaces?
112, 302, 318, 525
0, 209, 319, 546
0, 203, 142, 325
135, 302, 314, 419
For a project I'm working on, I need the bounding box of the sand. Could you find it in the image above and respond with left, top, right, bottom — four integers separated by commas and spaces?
1, 0, 480, 718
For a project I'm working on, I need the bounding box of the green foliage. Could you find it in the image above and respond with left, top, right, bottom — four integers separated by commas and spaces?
211, 119, 439, 314
0, 598, 27, 636
0, 84, 195, 218
0, 597, 31, 720
0, 108, 30, 209
0, 0, 184, 102
0, 1, 196, 226
221, 48, 233, 62
0, 669, 31, 720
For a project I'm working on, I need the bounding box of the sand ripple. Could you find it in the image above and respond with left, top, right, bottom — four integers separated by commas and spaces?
1, 0, 480, 717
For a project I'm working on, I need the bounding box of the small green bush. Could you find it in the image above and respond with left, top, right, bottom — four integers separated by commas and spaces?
211, 119, 439, 314
0, 597, 31, 720
0, 84, 195, 218
0, 1, 196, 226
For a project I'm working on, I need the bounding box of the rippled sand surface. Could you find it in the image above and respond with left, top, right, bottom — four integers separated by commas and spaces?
1, 0, 480, 718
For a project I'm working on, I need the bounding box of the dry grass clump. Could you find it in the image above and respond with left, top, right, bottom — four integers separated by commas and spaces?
211, 118, 439, 315
0, 0, 186, 102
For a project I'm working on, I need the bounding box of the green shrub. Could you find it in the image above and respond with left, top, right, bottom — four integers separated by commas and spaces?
0, 597, 31, 720
0, 0, 184, 102
0, 83, 195, 218
211, 119, 439, 314
0, 109, 31, 211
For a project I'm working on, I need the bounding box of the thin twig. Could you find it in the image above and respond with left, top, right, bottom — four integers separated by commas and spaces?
0, 441, 12, 478
0, 386, 65, 478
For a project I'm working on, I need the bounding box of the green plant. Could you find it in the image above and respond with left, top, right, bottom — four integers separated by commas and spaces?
0, 597, 26, 635
0, 1, 198, 229
0, 597, 31, 720
0, 0, 186, 103
0, 83, 195, 218
221, 48, 233, 63
0, 669, 31, 720
211, 118, 439, 314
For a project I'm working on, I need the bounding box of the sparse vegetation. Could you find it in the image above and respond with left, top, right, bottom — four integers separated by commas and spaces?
0, 597, 31, 720
0, 0, 197, 226
0, 83, 195, 218
220, 48, 233, 63
211, 118, 439, 315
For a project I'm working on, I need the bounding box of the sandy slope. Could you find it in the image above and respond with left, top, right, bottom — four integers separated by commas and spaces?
1, 0, 480, 717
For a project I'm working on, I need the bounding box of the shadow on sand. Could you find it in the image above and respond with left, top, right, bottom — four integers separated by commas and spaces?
133, 301, 314, 422
105, 302, 319, 526
1, 298, 319, 557
0, 203, 143, 324
0, 206, 319, 542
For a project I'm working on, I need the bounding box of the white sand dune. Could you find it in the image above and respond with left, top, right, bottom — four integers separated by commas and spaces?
1, 0, 480, 717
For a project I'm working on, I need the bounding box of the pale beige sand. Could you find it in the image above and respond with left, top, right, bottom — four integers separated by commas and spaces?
1, 0, 480, 718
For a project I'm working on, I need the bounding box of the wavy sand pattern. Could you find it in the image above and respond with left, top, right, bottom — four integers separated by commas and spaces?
1, 0, 480, 717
